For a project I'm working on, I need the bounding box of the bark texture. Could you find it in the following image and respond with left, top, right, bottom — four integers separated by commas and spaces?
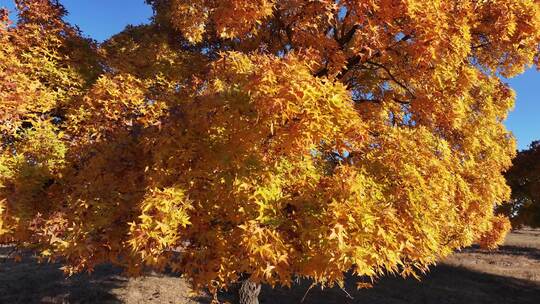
238, 279, 261, 304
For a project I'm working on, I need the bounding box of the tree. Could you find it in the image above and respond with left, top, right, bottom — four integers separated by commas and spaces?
1, 0, 539, 302
499, 141, 540, 228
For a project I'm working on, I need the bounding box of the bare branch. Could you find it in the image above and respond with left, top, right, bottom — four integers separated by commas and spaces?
301, 283, 317, 303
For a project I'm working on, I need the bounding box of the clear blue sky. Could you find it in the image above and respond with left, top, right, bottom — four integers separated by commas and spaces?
505, 69, 540, 150
0, 0, 152, 41
1, 0, 539, 150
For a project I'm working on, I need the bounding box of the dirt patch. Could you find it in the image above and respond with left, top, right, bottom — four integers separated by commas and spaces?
1, 229, 539, 303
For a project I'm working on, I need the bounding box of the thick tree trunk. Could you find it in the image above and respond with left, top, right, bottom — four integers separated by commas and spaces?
238, 278, 261, 304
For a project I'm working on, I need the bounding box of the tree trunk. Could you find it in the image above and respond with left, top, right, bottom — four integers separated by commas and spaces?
238, 278, 261, 304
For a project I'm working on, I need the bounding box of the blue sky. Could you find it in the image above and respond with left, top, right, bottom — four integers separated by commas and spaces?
0, 0, 152, 41
1, 0, 539, 150
505, 69, 540, 150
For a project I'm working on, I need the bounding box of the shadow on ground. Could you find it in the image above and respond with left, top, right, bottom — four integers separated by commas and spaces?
1, 244, 539, 304
0, 247, 125, 303
213, 264, 540, 304
461, 244, 540, 261
202, 242, 540, 304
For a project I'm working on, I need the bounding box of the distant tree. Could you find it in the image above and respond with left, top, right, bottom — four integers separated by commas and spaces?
499, 141, 540, 228
1, 1, 539, 303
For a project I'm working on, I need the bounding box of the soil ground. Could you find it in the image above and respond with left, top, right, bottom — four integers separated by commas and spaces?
1, 228, 539, 304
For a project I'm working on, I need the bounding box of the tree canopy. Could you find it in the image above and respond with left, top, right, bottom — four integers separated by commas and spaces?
1, 0, 539, 294
499, 141, 540, 228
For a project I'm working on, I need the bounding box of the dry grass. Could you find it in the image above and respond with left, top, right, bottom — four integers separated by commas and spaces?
443, 228, 540, 283
1, 229, 539, 303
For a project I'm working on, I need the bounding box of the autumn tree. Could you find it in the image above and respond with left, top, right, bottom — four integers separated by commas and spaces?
1, 0, 539, 302
499, 141, 540, 228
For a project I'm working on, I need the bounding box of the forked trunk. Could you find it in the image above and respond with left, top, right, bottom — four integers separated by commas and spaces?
238, 278, 261, 304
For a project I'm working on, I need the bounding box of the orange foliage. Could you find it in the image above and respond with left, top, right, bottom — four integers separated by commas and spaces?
1, 0, 539, 294
477, 215, 512, 250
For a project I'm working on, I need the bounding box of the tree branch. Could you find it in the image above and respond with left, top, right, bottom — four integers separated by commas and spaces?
365, 60, 415, 99
337, 24, 360, 46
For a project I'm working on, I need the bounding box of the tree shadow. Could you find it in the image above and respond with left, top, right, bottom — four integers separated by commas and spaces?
462, 244, 540, 260
0, 247, 126, 303
510, 229, 540, 235
212, 256, 540, 304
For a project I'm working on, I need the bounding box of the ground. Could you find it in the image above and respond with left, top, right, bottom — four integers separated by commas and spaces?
1, 228, 539, 304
